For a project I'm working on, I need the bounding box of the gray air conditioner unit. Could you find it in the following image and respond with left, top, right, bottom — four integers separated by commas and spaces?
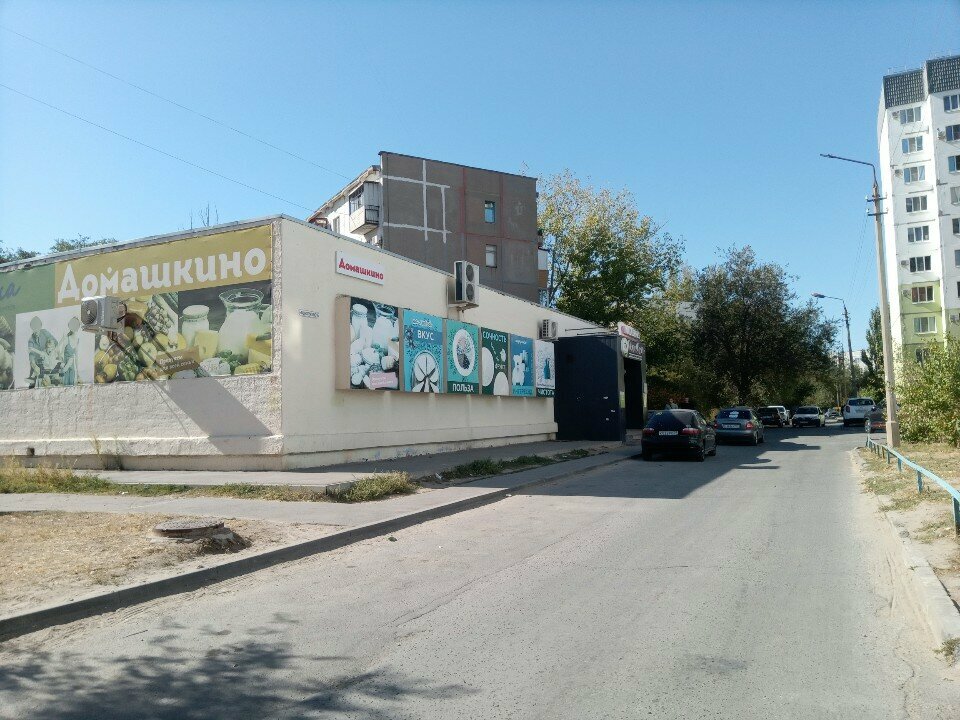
892, 110, 900, 118
952, 314, 960, 324
453, 261, 479, 306
894, 169, 902, 177
539, 319, 559, 341
901, 289, 910, 298
900, 260, 909, 267
80, 296, 126, 333
938, 130, 946, 140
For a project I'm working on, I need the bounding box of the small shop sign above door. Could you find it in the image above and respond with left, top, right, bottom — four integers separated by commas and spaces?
336, 251, 385, 285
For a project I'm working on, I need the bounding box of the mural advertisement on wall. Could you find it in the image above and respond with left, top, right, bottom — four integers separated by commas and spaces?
534, 339, 556, 397
349, 297, 400, 390
510, 335, 535, 397
402, 310, 443, 392
480, 327, 510, 396
445, 320, 479, 394
0, 226, 274, 390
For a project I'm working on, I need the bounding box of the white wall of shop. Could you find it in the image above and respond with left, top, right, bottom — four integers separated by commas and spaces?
277, 217, 600, 468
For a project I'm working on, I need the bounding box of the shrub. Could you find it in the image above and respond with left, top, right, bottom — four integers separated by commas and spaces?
897, 337, 960, 445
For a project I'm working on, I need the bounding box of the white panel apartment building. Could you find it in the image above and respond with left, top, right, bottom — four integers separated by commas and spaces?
878, 55, 960, 366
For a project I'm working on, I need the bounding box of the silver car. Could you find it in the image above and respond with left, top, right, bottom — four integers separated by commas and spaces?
712, 407, 765, 445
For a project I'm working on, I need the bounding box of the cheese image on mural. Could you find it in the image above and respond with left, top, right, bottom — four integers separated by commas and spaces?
350, 298, 400, 390
446, 320, 480, 394
480, 327, 510, 396
402, 309, 443, 393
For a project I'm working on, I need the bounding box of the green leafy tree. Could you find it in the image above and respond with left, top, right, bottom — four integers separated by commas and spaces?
49, 234, 115, 254
0, 243, 39, 264
897, 337, 960, 445
859, 307, 885, 401
691, 247, 836, 406
538, 170, 682, 325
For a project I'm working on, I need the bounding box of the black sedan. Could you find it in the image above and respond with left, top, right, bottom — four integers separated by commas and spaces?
641, 410, 717, 461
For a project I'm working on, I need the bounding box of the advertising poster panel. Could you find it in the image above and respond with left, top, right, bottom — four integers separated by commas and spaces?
534, 339, 556, 397
402, 310, 443, 392
445, 320, 479, 394
480, 327, 510, 396
0, 226, 274, 390
510, 335, 535, 397
349, 297, 400, 390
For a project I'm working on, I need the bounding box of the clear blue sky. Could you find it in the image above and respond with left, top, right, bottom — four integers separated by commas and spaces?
1, 0, 958, 346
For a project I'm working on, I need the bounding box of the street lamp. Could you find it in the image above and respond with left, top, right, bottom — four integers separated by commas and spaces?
820, 153, 900, 446
812, 293, 857, 396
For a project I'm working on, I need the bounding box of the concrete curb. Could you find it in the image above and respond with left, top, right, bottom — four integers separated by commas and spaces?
850, 449, 960, 658
0, 449, 632, 642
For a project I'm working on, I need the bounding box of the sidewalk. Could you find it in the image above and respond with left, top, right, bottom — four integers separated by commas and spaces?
1, 444, 635, 527
95, 439, 620, 488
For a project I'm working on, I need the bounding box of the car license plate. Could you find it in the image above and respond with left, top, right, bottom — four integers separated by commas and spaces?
722, 424, 738, 429
659, 430, 678, 436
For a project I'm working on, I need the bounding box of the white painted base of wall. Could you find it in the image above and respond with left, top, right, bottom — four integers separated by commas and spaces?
3, 431, 556, 472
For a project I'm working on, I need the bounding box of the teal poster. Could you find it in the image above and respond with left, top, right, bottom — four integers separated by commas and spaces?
535, 339, 556, 397
401, 309, 443, 392
480, 327, 510, 395
509, 335, 534, 397
446, 320, 479, 394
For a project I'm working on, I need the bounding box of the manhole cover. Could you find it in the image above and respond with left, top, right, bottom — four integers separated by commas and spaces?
153, 517, 224, 538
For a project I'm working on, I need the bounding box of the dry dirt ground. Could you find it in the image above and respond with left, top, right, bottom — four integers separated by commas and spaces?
858, 445, 960, 609
0, 511, 333, 617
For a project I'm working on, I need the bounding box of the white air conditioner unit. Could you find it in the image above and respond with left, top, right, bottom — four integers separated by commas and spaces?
938, 130, 946, 140
80, 296, 126, 333
538, 319, 559, 341
900, 260, 909, 267
453, 261, 479, 306
951, 314, 960, 324
894, 169, 902, 177
892, 110, 900, 118
901, 289, 910, 297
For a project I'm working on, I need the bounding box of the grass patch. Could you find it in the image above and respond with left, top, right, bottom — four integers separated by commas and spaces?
329, 472, 417, 503
0, 460, 415, 503
439, 455, 554, 481
859, 448, 951, 511
935, 636, 960, 662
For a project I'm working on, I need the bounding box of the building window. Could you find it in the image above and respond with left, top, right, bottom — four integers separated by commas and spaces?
945, 94, 960, 112
909, 255, 931, 272
902, 136, 924, 153
950, 156, 960, 173
907, 225, 929, 242
911, 285, 934, 302
947, 124, 960, 142
332, 216, 340, 234
906, 195, 927, 212
954, 217, 960, 234
348, 186, 364, 214
956, 249, 960, 266
900, 106, 922, 123
485, 244, 498, 268
953, 187, 960, 205
957, 280, 960, 298
914, 316, 937, 334
904, 165, 925, 183
916, 347, 930, 364
484, 201, 496, 223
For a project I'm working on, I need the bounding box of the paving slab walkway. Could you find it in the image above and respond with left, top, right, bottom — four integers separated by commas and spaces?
94, 439, 620, 488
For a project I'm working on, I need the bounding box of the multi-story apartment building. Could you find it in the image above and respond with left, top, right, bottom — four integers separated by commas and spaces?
878, 55, 960, 366
308, 151, 545, 303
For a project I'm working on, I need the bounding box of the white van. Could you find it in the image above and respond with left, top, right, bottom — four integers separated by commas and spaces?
842, 397, 876, 427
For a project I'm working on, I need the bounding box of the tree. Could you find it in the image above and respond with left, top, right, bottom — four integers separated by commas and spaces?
860, 306, 885, 401
49, 234, 115, 254
691, 247, 836, 406
0, 243, 39, 264
538, 170, 682, 325
897, 336, 960, 445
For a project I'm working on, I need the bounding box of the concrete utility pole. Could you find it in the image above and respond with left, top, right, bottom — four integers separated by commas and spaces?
813, 293, 857, 396
820, 154, 900, 446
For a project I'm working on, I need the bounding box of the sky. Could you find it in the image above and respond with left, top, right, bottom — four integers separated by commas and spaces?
1, 0, 958, 347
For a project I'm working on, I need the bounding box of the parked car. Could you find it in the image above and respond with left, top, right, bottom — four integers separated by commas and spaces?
842, 397, 877, 427
792, 405, 825, 428
825, 408, 840, 420
867, 408, 886, 433
713, 407, 764, 445
757, 406, 790, 428
641, 410, 717, 461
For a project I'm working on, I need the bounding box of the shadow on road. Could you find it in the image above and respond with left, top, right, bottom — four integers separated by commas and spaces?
0, 613, 476, 720
517, 423, 864, 501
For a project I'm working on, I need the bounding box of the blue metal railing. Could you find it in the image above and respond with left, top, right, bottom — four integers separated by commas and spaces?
865, 436, 960, 535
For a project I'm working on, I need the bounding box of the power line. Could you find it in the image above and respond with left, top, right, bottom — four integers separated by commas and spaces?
0, 82, 314, 212
0, 24, 351, 181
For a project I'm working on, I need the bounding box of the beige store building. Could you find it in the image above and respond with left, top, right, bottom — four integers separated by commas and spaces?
0, 216, 606, 470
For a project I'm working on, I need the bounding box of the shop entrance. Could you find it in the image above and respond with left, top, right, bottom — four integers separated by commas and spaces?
623, 356, 647, 429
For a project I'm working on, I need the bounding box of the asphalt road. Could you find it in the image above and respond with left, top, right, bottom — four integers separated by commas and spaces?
1, 425, 957, 719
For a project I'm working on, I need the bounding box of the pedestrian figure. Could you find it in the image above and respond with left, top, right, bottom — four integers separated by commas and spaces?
664, 398, 679, 410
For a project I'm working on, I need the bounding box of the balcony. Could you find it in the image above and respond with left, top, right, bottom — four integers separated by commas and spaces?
349, 204, 380, 234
